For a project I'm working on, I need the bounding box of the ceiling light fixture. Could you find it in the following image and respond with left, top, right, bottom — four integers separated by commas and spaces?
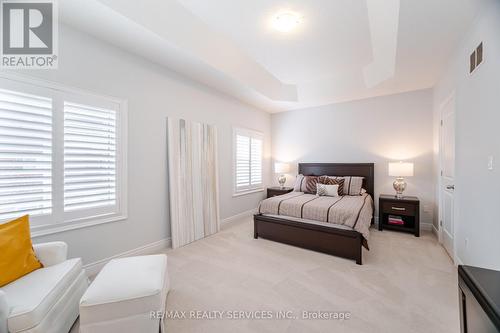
272, 11, 302, 33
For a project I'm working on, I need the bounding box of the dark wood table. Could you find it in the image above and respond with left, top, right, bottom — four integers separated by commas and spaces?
378, 194, 420, 236
266, 186, 293, 198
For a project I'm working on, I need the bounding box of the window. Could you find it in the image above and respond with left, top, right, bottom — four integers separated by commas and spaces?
234, 128, 263, 194
0, 76, 127, 236
0, 89, 53, 221
63, 102, 117, 214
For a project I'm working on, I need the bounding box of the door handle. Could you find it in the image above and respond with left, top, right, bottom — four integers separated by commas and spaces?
446, 185, 455, 190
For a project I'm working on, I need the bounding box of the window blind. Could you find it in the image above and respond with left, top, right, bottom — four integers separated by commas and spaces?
63, 102, 117, 212
250, 137, 262, 185
0, 76, 126, 232
0, 88, 52, 220
234, 130, 263, 193
235, 134, 250, 190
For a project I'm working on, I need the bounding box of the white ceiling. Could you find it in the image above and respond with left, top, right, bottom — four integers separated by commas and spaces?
61, 0, 485, 112
177, 0, 373, 84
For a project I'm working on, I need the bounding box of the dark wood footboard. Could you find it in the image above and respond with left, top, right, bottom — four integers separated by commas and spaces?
254, 214, 363, 265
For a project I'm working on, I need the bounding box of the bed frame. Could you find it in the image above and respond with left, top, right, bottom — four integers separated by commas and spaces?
254, 163, 374, 265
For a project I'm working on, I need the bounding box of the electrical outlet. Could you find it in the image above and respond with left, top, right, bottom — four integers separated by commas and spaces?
488, 156, 494, 170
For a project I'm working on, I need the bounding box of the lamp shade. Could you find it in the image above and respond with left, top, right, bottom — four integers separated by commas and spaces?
388, 162, 414, 177
274, 162, 290, 174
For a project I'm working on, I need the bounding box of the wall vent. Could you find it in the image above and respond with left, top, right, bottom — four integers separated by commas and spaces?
470, 42, 483, 74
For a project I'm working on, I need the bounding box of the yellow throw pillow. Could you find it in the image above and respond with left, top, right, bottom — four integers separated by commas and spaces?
0, 215, 42, 287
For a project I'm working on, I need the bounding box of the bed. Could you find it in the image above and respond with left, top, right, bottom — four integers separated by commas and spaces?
253, 163, 375, 265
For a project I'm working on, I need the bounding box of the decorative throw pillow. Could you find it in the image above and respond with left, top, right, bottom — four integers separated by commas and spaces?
0, 215, 42, 287
316, 183, 340, 197
293, 175, 319, 194
332, 176, 364, 195
318, 176, 345, 195
317, 175, 332, 184
293, 174, 305, 192
302, 176, 319, 194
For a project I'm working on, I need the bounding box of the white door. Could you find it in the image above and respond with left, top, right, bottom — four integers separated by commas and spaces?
440, 95, 455, 259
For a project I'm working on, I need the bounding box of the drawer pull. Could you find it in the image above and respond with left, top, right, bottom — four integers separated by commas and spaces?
391, 206, 406, 211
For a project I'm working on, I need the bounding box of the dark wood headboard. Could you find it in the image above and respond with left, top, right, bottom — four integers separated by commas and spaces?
298, 163, 375, 198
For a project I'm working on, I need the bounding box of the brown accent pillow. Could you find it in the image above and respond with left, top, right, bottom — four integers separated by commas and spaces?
318, 176, 333, 184
303, 176, 319, 194
318, 176, 345, 195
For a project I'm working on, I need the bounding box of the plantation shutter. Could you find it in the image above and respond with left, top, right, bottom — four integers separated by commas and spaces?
250, 137, 262, 185
63, 102, 117, 212
0, 88, 52, 220
235, 134, 250, 191
234, 129, 263, 193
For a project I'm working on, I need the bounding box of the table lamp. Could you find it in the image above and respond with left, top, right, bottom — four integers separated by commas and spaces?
388, 162, 414, 199
274, 163, 290, 188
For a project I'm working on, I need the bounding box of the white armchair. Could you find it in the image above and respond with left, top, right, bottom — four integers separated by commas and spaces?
0, 290, 8, 333
33, 242, 68, 267
0, 242, 88, 333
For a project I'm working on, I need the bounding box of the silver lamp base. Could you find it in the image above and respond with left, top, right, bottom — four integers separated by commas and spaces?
393, 177, 407, 199
278, 174, 286, 188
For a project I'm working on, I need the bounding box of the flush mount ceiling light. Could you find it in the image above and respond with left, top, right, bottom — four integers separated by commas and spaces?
272, 11, 302, 33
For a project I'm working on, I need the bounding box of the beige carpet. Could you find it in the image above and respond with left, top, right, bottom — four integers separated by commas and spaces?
163, 217, 458, 333
72, 217, 458, 333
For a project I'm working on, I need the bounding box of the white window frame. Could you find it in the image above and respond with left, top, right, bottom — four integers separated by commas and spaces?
233, 127, 264, 196
0, 73, 127, 237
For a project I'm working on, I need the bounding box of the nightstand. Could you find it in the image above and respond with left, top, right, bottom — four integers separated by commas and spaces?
378, 194, 420, 237
267, 187, 293, 198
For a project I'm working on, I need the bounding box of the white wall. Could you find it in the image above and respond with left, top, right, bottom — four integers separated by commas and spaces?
15, 25, 271, 266
433, 0, 500, 270
271, 89, 435, 227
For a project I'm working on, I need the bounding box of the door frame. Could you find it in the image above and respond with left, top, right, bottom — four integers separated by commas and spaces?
438, 91, 457, 264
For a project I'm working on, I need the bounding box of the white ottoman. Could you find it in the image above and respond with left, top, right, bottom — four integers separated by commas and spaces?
79, 255, 169, 333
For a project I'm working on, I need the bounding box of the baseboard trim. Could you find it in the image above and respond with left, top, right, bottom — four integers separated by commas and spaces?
432, 224, 439, 237
221, 208, 257, 226
455, 254, 464, 266
83, 238, 171, 277
420, 223, 433, 231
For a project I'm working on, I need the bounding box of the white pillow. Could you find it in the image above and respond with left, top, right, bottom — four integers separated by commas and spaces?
316, 183, 339, 197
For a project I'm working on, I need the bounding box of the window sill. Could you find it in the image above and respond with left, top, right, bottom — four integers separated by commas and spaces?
30, 214, 127, 238
233, 188, 264, 197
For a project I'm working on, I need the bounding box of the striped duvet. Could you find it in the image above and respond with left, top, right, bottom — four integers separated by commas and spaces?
258, 192, 373, 242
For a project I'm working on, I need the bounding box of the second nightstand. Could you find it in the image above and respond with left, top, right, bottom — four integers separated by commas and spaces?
266, 187, 293, 198
378, 194, 420, 237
